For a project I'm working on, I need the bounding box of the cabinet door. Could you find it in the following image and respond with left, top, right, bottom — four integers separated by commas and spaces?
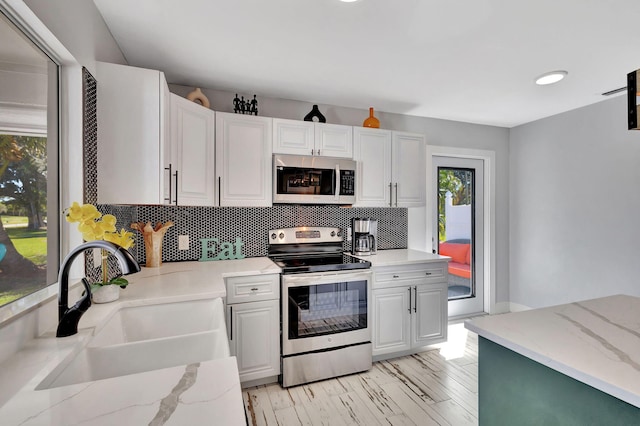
314, 123, 353, 158
412, 283, 447, 347
96, 62, 166, 204
228, 300, 280, 383
391, 131, 426, 207
170, 94, 216, 206
216, 112, 272, 206
273, 118, 314, 155
372, 287, 411, 356
353, 128, 392, 207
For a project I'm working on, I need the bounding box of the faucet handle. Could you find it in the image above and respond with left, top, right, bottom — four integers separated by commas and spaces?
56, 278, 92, 338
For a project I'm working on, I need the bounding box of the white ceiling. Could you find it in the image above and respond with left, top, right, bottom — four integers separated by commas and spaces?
93, 0, 640, 128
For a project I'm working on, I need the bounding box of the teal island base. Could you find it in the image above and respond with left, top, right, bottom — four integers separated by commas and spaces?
478, 337, 640, 425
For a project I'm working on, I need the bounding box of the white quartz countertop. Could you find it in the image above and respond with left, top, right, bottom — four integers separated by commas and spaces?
465, 295, 640, 408
0, 257, 280, 425
353, 249, 450, 267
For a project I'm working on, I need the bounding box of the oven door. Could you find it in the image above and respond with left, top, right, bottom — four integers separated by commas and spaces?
282, 270, 372, 356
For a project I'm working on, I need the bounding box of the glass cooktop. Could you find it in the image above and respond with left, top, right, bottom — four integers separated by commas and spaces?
271, 253, 371, 274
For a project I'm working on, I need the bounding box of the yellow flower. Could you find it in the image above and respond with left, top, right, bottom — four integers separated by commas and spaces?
65, 202, 134, 250
65, 202, 83, 223
104, 229, 135, 250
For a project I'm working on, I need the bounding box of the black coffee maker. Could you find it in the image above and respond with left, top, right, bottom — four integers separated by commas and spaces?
351, 218, 378, 256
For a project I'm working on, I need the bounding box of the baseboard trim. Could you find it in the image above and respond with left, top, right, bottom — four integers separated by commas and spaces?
508, 302, 532, 312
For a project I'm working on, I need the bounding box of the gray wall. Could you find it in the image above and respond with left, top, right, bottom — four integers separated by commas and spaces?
24, 0, 126, 74
509, 95, 640, 308
170, 84, 512, 304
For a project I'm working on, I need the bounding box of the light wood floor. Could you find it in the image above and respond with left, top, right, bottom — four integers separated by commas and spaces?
243, 323, 478, 426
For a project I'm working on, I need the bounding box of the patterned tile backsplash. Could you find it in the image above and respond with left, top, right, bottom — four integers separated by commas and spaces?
89, 204, 407, 281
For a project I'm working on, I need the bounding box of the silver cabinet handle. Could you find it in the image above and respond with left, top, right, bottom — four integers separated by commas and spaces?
408, 287, 412, 313
413, 286, 417, 313
173, 170, 179, 205
394, 182, 398, 207
389, 183, 393, 207
164, 164, 172, 203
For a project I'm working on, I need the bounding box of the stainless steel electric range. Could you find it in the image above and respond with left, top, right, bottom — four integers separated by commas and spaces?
268, 226, 373, 388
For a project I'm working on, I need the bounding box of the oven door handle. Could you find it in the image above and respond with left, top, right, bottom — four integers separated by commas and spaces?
282, 271, 371, 288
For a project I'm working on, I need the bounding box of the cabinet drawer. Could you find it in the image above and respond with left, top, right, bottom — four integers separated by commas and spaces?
226, 274, 279, 304
374, 262, 447, 288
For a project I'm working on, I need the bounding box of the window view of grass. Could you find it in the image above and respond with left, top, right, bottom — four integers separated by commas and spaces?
0, 215, 48, 306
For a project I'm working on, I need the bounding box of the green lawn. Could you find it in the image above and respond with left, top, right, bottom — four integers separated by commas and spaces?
3, 219, 47, 266
0, 286, 42, 306
1, 216, 28, 226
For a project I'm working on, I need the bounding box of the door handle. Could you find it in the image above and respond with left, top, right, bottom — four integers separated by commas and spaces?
408, 287, 412, 313
389, 183, 393, 207
413, 286, 417, 313
335, 164, 340, 199
218, 176, 221, 206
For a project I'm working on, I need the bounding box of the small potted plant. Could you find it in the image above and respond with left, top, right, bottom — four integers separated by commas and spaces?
64, 202, 135, 303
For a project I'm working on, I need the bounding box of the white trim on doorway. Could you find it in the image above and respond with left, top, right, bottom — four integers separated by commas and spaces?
426, 145, 499, 315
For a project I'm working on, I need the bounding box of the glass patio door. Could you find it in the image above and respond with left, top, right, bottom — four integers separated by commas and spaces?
432, 156, 484, 317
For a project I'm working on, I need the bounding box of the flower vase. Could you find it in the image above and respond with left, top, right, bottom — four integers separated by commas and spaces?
363, 107, 380, 128
92, 285, 120, 303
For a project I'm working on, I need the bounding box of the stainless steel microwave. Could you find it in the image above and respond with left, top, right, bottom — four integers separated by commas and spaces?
273, 154, 356, 204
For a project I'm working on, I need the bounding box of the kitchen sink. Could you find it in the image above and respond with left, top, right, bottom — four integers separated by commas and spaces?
89, 298, 227, 347
36, 298, 229, 390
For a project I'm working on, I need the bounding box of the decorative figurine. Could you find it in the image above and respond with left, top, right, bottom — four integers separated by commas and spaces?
304, 104, 326, 123
233, 94, 241, 113
233, 93, 259, 115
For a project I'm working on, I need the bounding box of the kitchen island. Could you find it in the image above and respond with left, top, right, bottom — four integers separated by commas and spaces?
465, 295, 640, 425
0, 257, 280, 425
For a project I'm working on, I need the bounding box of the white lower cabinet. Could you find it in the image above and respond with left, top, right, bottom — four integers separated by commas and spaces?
225, 274, 280, 384
372, 262, 448, 358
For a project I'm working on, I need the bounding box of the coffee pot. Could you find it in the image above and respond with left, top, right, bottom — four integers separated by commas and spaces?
352, 218, 377, 256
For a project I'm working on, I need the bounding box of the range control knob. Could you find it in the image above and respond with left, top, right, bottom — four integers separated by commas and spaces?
330, 231, 336, 237
279, 232, 285, 239
337, 230, 342, 236
271, 233, 277, 240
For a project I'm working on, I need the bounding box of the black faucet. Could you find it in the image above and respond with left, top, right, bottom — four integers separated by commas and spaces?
56, 241, 141, 338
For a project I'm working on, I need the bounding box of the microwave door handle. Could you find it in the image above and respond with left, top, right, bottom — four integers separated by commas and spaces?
335, 164, 340, 200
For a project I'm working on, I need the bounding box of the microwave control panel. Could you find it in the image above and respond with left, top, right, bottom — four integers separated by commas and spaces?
340, 170, 355, 195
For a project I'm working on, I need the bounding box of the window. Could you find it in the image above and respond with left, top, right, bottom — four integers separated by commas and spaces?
0, 11, 59, 307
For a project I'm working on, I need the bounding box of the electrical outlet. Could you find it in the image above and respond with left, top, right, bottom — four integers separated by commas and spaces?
347, 227, 352, 242
178, 235, 190, 250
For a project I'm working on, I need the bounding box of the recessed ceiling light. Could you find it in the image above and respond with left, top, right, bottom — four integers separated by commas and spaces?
535, 71, 568, 86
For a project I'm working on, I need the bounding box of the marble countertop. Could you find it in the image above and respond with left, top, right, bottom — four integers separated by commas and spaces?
465, 295, 640, 408
353, 249, 450, 267
0, 257, 280, 425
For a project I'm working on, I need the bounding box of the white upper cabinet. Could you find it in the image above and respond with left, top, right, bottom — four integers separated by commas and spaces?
96, 62, 169, 205
273, 118, 353, 158
216, 112, 273, 207
169, 94, 216, 206
314, 123, 353, 157
391, 131, 426, 207
354, 127, 426, 207
354, 127, 392, 207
